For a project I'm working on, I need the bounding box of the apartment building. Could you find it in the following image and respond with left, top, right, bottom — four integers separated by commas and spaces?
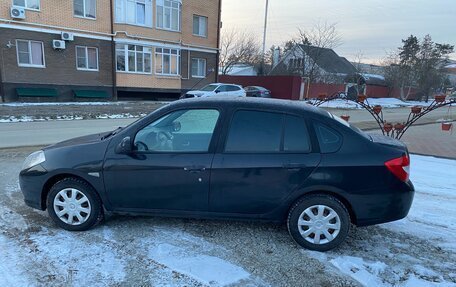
0, 0, 221, 101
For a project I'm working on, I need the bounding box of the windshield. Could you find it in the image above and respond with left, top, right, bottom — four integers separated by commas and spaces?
200, 84, 219, 92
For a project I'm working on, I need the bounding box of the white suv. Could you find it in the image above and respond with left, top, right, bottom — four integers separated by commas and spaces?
184, 83, 246, 98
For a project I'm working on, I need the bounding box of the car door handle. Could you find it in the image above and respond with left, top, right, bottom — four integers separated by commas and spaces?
283, 163, 307, 171
183, 166, 206, 173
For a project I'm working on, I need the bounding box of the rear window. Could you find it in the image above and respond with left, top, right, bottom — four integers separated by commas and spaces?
314, 123, 342, 153
225, 110, 282, 152
330, 113, 371, 141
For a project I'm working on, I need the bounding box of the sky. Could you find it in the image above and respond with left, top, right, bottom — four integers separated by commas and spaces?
221, 0, 456, 64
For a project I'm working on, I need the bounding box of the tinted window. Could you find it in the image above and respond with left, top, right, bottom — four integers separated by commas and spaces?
216, 85, 228, 92
135, 109, 219, 152
227, 85, 241, 91
314, 123, 342, 153
225, 111, 282, 152
284, 115, 311, 152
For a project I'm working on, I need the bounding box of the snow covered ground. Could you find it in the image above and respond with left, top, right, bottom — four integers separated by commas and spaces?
312, 98, 433, 109
0, 150, 455, 286
0, 113, 147, 123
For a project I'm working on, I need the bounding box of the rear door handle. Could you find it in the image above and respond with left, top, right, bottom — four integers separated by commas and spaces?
183, 166, 206, 173
283, 163, 307, 171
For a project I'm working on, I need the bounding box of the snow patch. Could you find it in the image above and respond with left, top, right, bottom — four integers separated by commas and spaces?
149, 243, 250, 286
329, 256, 387, 286
311, 98, 433, 109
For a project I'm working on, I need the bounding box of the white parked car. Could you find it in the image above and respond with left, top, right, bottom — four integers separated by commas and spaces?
184, 83, 246, 98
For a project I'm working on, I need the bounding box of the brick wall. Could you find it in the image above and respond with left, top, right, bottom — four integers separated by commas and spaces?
0, 28, 113, 86
181, 50, 217, 90
0, 0, 111, 34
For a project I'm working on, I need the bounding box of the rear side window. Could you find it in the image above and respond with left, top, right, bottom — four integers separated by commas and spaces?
284, 115, 311, 152
225, 110, 282, 152
314, 123, 342, 153
227, 85, 241, 91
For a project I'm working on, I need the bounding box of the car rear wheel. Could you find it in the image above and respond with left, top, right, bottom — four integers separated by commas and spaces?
47, 178, 103, 231
287, 194, 350, 251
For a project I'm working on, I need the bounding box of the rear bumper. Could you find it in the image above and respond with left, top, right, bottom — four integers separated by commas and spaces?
352, 180, 415, 227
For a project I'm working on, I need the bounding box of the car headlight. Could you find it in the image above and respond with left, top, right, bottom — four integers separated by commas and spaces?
22, 150, 46, 170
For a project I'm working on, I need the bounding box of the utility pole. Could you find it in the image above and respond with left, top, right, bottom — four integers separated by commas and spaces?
261, 0, 269, 75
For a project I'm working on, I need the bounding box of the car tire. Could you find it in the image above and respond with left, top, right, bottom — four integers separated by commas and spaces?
287, 194, 350, 251
47, 177, 104, 231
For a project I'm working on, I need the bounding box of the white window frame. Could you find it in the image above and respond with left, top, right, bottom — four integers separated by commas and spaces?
191, 58, 206, 78
74, 0, 97, 19
193, 15, 207, 38
16, 39, 45, 68
115, 0, 153, 28
75, 46, 99, 71
156, 0, 181, 32
12, 0, 40, 11
155, 48, 180, 76
116, 44, 152, 74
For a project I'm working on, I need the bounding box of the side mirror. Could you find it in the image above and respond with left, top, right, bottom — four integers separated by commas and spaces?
115, 136, 132, 154
215, 89, 220, 93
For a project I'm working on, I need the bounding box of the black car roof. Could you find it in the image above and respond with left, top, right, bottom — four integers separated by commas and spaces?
169, 97, 329, 117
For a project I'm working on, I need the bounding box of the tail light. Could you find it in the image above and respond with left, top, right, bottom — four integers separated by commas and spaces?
385, 154, 410, 182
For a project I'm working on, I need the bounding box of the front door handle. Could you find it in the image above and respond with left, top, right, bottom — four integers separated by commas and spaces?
283, 163, 307, 171
183, 166, 206, 173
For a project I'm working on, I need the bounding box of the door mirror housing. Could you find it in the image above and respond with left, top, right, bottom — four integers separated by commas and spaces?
115, 136, 132, 154
215, 89, 220, 93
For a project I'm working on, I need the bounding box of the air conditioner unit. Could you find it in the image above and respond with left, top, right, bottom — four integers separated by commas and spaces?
52, 40, 66, 50
61, 32, 74, 41
11, 6, 25, 19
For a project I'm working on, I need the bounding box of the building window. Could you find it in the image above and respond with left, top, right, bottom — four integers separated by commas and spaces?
16, 40, 45, 68
74, 0, 96, 19
191, 58, 206, 78
76, 46, 98, 71
156, 0, 181, 31
116, 44, 152, 74
193, 15, 207, 37
155, 48, 180, 76
13, 0, 40, 10
115, 0, 152, 27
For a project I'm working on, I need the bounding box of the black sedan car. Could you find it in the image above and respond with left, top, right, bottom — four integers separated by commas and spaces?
19, 98, 414, 251
244, 86, 271, 98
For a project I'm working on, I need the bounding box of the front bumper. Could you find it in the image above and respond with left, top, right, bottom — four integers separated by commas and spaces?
19, 164, 48, 210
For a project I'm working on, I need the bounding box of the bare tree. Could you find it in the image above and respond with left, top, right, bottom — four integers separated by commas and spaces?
219, 29, 262, 75
352, 50, 365, 72
284, 22, 343, 83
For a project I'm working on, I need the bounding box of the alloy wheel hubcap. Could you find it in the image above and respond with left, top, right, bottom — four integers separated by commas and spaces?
53, 188, 91, 225
297, 205, 341, 245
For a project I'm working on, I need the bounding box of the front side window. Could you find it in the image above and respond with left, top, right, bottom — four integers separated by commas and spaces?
116, 44, 152, 73
13, 0, 40, 10
191, 58, 206, 78
155, 48, 180, 75
193, 15, 207, 37
74, 0, 96, 18
76, 46, 98, 71
225, 110, 282, 152
134, 109, 220, 152
156, 0, 181, 31
115, 0, 152, 27
16, 40, 45, 67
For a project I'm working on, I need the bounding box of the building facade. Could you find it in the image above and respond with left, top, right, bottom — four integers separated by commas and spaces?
0, 0, 221, 101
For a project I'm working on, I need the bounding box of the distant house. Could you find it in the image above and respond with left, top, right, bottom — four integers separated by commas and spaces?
219, 64, 258, 76
444, 63, 456, 86
270, 44, 357, 83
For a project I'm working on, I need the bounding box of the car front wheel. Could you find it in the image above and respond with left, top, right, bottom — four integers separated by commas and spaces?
287, 194, 350, 251
47, 178, 103, 231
